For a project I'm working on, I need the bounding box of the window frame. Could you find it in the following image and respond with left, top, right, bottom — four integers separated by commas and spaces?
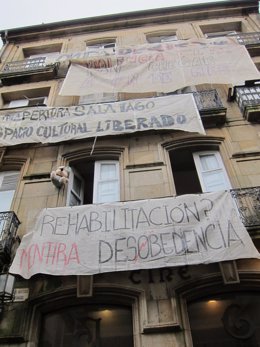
0, 171, 20, 212
93, 160, 120, 204
67, 160, 120, 206
86, 40, 116, 56
193, 150, 231, 192
66, 168, 84, 207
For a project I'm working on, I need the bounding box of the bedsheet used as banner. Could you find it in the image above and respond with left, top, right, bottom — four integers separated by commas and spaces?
59, 38, 260, 96
10, 191, 260, 279
0, 94, 204, 146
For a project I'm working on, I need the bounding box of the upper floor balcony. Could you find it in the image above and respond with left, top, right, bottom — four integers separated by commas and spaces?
192, 89, 227, 127
0, 211, 20, 271
228, 81, 260, 122
0, 57, 60, 86
236, 85, 260, 122
230, 32, 260, 47
231, 186, 260, 236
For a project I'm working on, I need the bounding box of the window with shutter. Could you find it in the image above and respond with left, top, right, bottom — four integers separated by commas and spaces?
67, 160, 120, 206
0, 171, 20, 212
193, 151, 231, 192
93, 161, 120, 203
170, 149, 231, 195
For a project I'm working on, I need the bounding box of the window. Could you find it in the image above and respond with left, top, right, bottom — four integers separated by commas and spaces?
170, 149, 231, 195
8, 96, 48, 108
0, 171, 20, 212
204, 30, 238, 39
200, 22, 242, 38
79, 93, 118, 105
188, 292, 260, 347
146, 33, 177, 43
86, 41, 116, 56
23, 43, 62, 59
67, 160, 120, 206
39, 304, 133, 347
1, 87, 50, 109
193, 151, 231, 192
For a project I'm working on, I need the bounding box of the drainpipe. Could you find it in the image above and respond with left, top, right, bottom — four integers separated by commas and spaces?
0, 30, 9, 63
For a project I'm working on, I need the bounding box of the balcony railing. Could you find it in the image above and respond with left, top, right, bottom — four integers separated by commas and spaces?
231, 187, 260, 229
235, 85, 260, 122
192, 89, 227, 127
229, 32, 260, 46
192, 90, 224, 111
0, 211, 20, 269
0, 57, 59, 85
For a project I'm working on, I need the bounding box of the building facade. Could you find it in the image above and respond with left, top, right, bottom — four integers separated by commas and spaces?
0, 1, 260, 346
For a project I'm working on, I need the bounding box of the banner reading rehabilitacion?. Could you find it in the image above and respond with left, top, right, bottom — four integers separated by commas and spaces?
10, 191, 260, 279
59, 38, 260, 96
0, 94, 204, 146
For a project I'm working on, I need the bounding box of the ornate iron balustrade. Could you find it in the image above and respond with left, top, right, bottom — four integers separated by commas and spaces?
1, 57, 49, 73
229, 32, 260, 46
235, 85, 260, 111
231, 187, 260, 228
192, 89, 224, 112
0, 212, 20, 270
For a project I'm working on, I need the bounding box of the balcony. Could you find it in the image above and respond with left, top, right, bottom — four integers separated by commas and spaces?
231, 187, 260, 234
229, 32, 260, 47
235, 85, 260, 122
0, 57, 59, 86
0, 211, 20, 270
192, 89, 227, 127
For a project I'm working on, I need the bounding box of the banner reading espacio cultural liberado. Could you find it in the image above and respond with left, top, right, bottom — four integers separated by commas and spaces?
0, 94, 204, 146
10, 191, 260, 279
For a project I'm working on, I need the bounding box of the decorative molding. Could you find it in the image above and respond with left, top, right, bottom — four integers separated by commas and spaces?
77, 275, 93, 297
143, 322, 181, 334
126, 161, 164, 169
219, 261, 240, 284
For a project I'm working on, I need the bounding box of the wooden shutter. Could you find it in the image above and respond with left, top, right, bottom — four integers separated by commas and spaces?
193, 151, 231, 192
93, 160, 119, 203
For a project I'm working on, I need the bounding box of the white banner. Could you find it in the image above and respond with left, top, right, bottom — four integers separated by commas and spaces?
59, 38, 260, 96
0, 94, 204, 146
10, 191, 260, 279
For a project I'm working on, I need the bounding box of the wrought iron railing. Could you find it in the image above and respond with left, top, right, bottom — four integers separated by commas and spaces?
0, 212, 20, 267
192, 89, 225, 112
235, 85, 260, 113
231, 187, 260, 228
229, 32, 260, 46
1, 57, 51, 74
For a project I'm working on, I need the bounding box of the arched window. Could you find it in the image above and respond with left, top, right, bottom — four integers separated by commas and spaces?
187, 292, 260, 347
38, 303, 133, 347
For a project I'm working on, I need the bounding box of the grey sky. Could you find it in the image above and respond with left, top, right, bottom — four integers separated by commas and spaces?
1, 0, 226, 31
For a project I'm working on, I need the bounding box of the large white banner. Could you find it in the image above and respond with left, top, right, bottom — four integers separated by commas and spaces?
10, 191, 260, 279
59, 38, 260, 96
0, 94, 204, 146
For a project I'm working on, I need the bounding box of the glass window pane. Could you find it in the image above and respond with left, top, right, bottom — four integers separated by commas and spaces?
200, 154, 219, 171
98, 181, 118, 203
69, 192, 81, 206
100, 164, 117, 180
188, 293, 260, 347
202, 171, 226, 192
39, 304, 133, 347
0, 190, 15, 212
72, 175, 82, 196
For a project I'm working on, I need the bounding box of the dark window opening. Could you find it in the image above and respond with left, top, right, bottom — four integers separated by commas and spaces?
71, 161, 94, 205
188, 292, 260, 347
169, 149, 202, 195
39, 304, 133, 347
